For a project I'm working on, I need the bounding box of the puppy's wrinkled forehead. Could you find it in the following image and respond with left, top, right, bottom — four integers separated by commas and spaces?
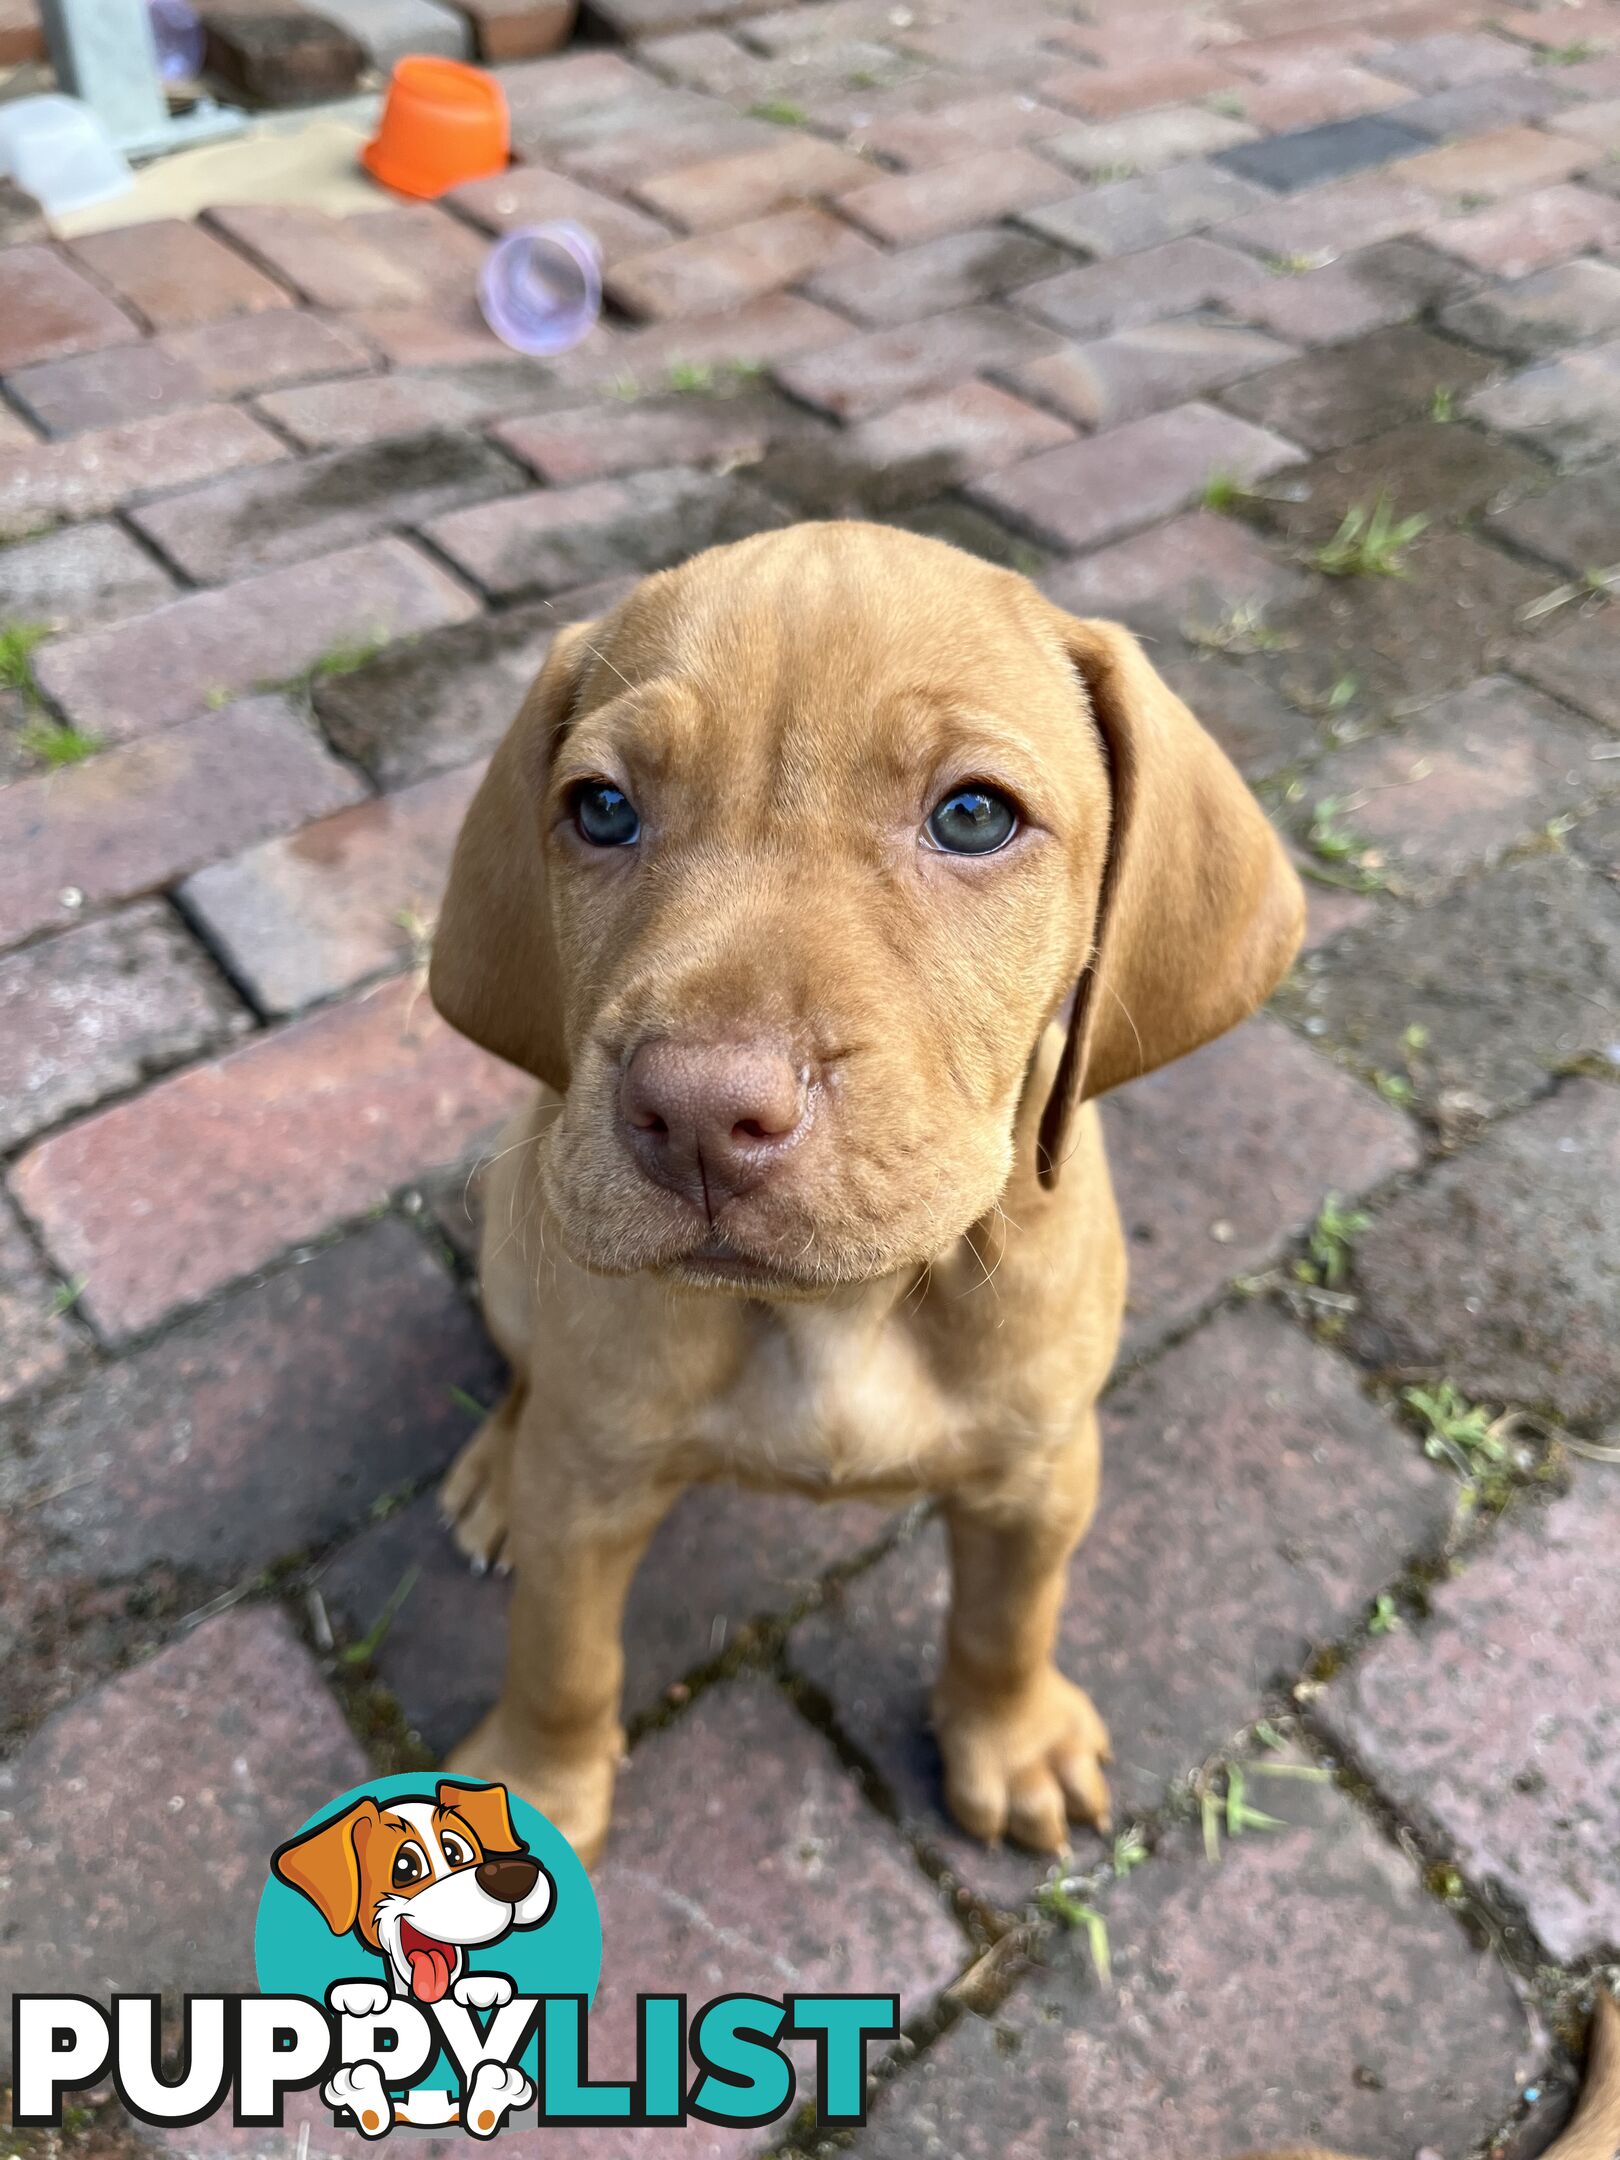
565, 525, 1084, 798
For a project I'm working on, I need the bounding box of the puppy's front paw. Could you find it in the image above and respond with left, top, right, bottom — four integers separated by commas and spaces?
463, 2062, 532, 2138
452, 1972, 515, 2011
440, 1410, 514, 1574
328, 1979, 391, 2020
324, 2063, 393, 2138
447, 1711, 618, 1872
934, 1668, 1111, 1855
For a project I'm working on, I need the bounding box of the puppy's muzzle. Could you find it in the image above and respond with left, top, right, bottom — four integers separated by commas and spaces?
475, 1853, 542, 1902
619, 1038, 809, 1213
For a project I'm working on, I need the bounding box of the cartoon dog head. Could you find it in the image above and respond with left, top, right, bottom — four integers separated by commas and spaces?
272, 1781, 555, 2004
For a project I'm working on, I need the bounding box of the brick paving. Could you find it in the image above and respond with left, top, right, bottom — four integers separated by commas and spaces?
2, 0, 1620, 2151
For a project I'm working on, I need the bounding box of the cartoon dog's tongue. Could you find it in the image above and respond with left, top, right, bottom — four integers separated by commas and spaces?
401, 1922, 456, 2004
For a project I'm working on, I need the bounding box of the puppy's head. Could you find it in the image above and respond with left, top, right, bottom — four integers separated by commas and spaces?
432, 523, 1303, 1294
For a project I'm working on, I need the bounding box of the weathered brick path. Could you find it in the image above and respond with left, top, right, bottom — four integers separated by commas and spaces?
3, 0, 1620, 2151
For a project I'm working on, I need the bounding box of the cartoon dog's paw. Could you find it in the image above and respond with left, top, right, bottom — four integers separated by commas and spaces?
452, 1972, 514, 2011
328, 1979, 392, 2020
463, 2062, 532, 2138
324, 2062, 393, 2138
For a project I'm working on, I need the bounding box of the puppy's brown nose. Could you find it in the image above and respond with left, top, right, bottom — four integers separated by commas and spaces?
620, 1039, 807, 1213
476, 1853, 540, 1902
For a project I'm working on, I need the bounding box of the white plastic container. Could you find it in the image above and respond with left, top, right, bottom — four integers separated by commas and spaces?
0, 94, 133, 217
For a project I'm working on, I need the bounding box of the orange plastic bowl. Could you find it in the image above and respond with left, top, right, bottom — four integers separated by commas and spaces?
363, 56, 510, 200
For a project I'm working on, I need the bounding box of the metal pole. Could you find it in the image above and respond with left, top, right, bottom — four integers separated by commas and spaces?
37, 0, 169, 151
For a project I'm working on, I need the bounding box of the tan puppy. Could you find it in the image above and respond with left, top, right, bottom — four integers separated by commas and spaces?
429, 521, 1304, 1868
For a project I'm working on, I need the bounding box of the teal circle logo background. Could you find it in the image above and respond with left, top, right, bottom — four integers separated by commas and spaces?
254, 1775, 601, 2094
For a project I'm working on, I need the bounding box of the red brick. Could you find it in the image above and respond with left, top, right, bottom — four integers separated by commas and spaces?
252, 366, 545, 450
593, 1683, 964, 2048
205, 201, 485, 310
772, 305, 1055, 421
11, 974, 529, 1339
494, 390, 782, 483
4, 341, 209, 436
857, 1777, 1530, 2158
1218, 172, 1437, 258
633, 132, 875, 230
1223, 322, 1493, 451
0, 401, 282, 541
0, 902, 245, 1151
606, 204, 863, 320
0, 696, 363, 951
128, 432, 521, 584
425, 467, 787, 597
804, 224, 1069, 328
555, 109, 778, 198
1491, 461, 1620, 572
449, 161, 672, 263
0, 520, 175, 631
0, 0, 44, 64
590, 292, 849, 389
1231, 237, 1473, 345
1047, 52, 1247, 120
1044, 102, 1260, 177
1239, 60, 1415, 130
1023, 160, 1273, 258
850, 92, 1072, 172
0, 243, 139, 371
1016, 233, 1266, 337
789, 1306, 1453, 1901
66, 218, 291, 331
835, 379, 1074, 485
1374, 28, 1534, 92
1512, 601, 1620, 727
13, 1221, 503, 1578
1551, 94, 1620, 152
971, 400, 1305, 553
1297, 675, 1614, 896
339, 300, 518, 368
836, 146, 1070, 244
34, 536, 480, 740
157, 307, 375, 396
1425, 182, 1620, 276
1394, 121, 1589, 201
312, 597, 578, 786
202, 4, 365, 105
460, 0, 572, 59
0, 1194, 77, 1411
1465, 336, 1620, 465
0, 1609, 367, 2012
323, 1484, 891, 1748
1041, 506, 1308, 623
1011, 320, 1295, 428
1102, 1014, 1420, 1352
179, 762, 483, 1015
1322, 1471, 1620, 1960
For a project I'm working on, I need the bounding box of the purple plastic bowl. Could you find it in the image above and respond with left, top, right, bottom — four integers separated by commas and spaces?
478, 221, 603, 359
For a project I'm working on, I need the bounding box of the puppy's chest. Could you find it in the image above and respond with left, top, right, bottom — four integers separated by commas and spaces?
687, 1309, 972, 1496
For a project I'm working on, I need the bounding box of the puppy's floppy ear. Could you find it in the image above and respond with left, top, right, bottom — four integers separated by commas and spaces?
1038, 613, 1305, 1188
271, 1798, 380, 1936
429, 620, 602, 1088
437, 1780, 524, 1855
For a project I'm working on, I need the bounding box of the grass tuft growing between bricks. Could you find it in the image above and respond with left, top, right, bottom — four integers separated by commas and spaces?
748, 98, 810, 126
1312, 493, 1430, 578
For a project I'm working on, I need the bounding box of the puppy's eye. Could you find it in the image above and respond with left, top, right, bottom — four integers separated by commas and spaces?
440, 1833, 473, 1868
392, 1843, 428, 1887
925, 785, 1018, 856
571, 780, 640, 848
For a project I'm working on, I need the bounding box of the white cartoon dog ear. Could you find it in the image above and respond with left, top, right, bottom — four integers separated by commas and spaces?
436, 1780, 522, 1855
272, 1798, 381, 1935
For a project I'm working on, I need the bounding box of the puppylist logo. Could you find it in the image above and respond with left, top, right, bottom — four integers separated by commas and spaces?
11, 1773, 899, 2138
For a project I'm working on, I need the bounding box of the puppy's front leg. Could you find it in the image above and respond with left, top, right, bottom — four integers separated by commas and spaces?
933, 1422, 1111, 1854
447, 1420, 675, 1870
